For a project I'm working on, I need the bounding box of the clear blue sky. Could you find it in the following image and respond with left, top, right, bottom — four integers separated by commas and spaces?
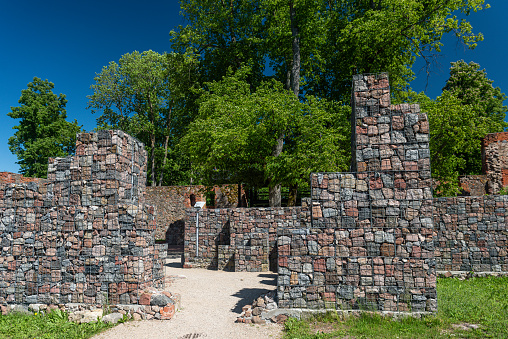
1, 1, 507, 174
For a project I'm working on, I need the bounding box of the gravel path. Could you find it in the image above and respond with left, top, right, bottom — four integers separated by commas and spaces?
93, 257, 283, 339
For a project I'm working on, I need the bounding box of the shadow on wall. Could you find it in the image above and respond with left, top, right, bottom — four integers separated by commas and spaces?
166, 220, 185, 245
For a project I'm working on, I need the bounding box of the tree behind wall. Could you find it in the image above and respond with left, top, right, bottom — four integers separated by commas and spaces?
87, 50, 200, 186
402, 61, 508, 196
442, 60, 508, 175
8, 77, 82, 178
180, 68, 350, 206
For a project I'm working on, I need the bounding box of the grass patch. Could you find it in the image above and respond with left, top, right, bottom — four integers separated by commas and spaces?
284, 276, 508, 339
0, 309, 119, 339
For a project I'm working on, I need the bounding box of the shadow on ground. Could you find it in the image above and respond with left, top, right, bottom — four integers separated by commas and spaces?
230, 273, 277, 313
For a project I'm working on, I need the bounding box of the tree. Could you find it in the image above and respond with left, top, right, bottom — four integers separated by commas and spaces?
419, 91, 488, 196
404, 61, 507, 196
87, 50, 200, 186
180, 68, 350, 206
171, 0, 488, 203
442, 60, 507, 174
171, 0, 488, 103
8, 77, 82, 178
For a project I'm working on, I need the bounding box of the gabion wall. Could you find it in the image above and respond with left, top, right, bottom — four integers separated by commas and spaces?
434, 195, 508, 272
0, 130, 166, 306
277, 73, 436, 313
184, 206, 310, 271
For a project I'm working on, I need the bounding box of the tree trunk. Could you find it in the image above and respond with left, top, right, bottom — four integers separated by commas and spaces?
282, 1, 301, 208
158, 103, 173, 186
237, 183, 243, 207
289, 0, 301, 97
269, 184, 282, 207
287, 183, 298, 207
269, 134, 284, 207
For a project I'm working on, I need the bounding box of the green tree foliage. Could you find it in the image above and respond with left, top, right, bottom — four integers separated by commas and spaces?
87, 50, 199, 186
407, 61, 507, 196
442, 60, 508, 174
311, 0, 487, 102
8, 77, 82, 178
181, 68, 351, 205
421, 91, 488, 196
170, 0, 489, 204
171, 0, 488, 102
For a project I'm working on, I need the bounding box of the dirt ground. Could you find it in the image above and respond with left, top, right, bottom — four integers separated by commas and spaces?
92, 257, 283, 339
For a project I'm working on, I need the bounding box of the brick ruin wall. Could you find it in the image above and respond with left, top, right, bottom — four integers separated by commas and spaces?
482, 132, 508, 194
0, 130, 166, 307
146, 186, 206, 243
145, 184, 246, 244
0, 172, 47, 185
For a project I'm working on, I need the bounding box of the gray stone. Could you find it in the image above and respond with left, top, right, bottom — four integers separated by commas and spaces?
102, 313, 124, 324
338, 286, 354, 300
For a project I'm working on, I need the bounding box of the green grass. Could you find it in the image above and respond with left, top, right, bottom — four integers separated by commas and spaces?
284, 276, 508, 339
0, 309, 119, 339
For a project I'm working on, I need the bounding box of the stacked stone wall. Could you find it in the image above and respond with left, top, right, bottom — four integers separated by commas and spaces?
146, 186, 206, 243
145, 184, 246, 244
276, 73, 436, 313
482, 132, 508, 194
0, 130, 166, 307
458, 175, 488, 196
434, 195, 508, 273
184, 205, 310, 271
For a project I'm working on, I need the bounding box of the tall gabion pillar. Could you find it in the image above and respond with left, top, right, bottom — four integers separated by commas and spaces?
0, 130, 166, 307
277, 73, 437, 314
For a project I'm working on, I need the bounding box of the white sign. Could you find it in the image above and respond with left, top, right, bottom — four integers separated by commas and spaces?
194, 201, 205, 209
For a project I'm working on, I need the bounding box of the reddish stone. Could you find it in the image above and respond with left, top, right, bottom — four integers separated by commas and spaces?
276, 314, 288, 324
160, 303, 175, 320
369, 177, 383, 189
139, 293, 152, 305
0, 305, 8, 315
392, 116, 404, 130
380, 243, 395, 256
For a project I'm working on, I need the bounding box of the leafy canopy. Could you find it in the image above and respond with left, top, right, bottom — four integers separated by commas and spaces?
171, 0, 488, 102
404, 61, 507, 196
181, 68, 350, 191
87, 50, 200, 186
8, 77, 82, 178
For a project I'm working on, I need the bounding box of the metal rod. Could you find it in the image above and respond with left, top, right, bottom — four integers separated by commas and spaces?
196, 211, 199, 257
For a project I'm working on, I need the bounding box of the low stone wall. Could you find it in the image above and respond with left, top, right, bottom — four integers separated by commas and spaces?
459, 175, 488, 196
0, 131, 167, 308
184, 205, 310, 271
434, 195, 508, 273
0, 172, 47, 185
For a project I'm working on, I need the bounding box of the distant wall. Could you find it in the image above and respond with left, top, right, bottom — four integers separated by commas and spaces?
184, 203, 311, 271
458, 175, 488, 196
146, 186, 205, 243
0, 172, 47, 185
145, 184, 247, 244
